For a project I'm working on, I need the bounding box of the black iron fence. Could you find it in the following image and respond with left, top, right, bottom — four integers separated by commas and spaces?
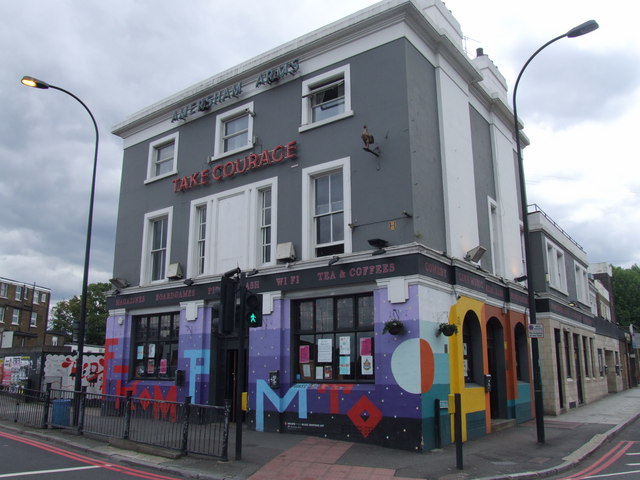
0, 385, 230, 460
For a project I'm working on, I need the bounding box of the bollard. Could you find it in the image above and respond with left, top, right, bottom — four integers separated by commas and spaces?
434, 398, 441, 449
455, 393, 463, 470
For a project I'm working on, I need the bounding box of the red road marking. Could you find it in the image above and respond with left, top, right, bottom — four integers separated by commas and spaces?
560, 440, 636, 479
0, 430, 181, 480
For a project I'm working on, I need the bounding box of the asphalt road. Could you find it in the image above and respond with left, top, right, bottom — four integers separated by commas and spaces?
0, 430, 185, 480
551, 415, 640, 480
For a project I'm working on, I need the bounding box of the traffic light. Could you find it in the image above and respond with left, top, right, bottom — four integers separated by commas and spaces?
245, 291, 263, 328
219, 275, 237, 334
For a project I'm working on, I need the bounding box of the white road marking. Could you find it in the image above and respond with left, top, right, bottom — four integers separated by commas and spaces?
0, 465, 102, 477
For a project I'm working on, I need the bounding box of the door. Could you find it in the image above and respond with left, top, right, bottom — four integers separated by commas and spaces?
486, 318, 507, 419
573, 333, 584, 404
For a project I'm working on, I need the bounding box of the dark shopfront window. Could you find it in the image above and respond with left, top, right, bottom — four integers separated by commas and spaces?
133, 313, 179, 379
293, 293, 374, 383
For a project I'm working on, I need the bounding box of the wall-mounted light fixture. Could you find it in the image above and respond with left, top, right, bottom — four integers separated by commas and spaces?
328, 256, 340, 266
183, 278, 194, 286
109, 277, 129, 289
368, 238, 389, 256
464, 245, 486, 263
514, 275, 528, 283
167, 263, 183, 280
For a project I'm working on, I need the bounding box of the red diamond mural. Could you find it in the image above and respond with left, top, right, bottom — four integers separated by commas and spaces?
347, 395, 382, 438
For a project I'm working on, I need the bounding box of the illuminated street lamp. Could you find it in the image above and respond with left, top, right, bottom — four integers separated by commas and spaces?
21, 75, 99, 417
513, 20, 598, 445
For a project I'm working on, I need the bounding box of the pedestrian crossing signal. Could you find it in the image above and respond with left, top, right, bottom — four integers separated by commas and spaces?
246, 292, 263, 328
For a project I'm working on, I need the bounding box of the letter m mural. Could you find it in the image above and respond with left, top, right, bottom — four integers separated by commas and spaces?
255, 380, 308, 431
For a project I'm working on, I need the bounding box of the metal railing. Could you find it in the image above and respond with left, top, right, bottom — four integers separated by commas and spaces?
0, 385, 230, 460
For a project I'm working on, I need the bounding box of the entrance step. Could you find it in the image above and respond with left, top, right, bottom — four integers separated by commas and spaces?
491, 418, 516, 433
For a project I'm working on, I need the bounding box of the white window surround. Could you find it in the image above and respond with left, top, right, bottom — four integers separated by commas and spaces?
0, 283, 7, 298
299, 65, 353, 133
11, 309, 19, 325
30, 312, 37, 327
211, 101, 255, 161
186, 178, 277, 277
575, 262, 589, 305
301, 158, 352, 260
0, 306, 4, 322
145, 133, 179, 184
488, 198, 503, 276
546, 239, 567, 293
140, 207, 173, 285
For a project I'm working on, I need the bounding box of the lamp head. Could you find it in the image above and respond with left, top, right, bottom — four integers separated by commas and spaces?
566, 20, 599, 38
21, 76, 50, 89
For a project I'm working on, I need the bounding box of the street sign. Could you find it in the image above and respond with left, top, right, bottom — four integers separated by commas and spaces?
528, 323, 544, 338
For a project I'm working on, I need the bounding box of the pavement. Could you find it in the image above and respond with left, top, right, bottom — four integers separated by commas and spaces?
3, 387, 640, 480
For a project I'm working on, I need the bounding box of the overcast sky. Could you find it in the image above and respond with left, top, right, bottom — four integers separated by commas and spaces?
1, 0, 638, 306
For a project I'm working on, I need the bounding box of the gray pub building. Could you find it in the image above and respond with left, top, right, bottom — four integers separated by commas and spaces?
106, 0, 535, 451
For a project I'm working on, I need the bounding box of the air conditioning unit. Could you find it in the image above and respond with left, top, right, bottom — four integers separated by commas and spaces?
167, 263, 183, 279
276, 242, 296, 262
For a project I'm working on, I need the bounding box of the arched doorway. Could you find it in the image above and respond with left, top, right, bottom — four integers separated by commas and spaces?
486, 317, 507, 419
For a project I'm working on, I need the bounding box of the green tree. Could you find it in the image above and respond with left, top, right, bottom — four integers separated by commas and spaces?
612, 264, 640, 327
50, 282, 111, 345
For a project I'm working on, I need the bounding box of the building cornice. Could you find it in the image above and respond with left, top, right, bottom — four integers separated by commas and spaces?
112, 0, 485, 140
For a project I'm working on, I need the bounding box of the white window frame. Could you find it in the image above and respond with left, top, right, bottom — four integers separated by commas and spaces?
11, 309, 19, 325
30, 312, 37, 328
488, 198, 503, 276
212, 102, 255, 161
258, 186, 273, 265
0, 283, 7, 298
15, 286, 22, 301
40, 292, 47, 303
140, 207, 173, 285
302, 158, 352, 259
574, 262, 589, 305
186, 178, 277, 277
0, 306, 4, 322
546, 239, 567, 293
145, 133, 179, 184
300, 65, 353, 132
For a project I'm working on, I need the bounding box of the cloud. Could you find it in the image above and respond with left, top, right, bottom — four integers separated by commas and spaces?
1, 0, 638, 309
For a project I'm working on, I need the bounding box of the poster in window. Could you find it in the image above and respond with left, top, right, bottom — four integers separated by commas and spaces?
315, 366, 323, 380
339, 355, 350, 375
360, 337, 372, 356
137, 345, 144, 360
324, 365, 333, 380
317, 338, 333, 363
148, 343, 156, 358
147, 359, 155, 374
159, 358, 168, 375
299, 345, 310, 364
339, 336, 350, 355
300, 360, 315, 380
361, 355, 373, 375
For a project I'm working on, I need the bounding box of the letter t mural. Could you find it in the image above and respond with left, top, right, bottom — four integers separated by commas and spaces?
183, 349, 210, 403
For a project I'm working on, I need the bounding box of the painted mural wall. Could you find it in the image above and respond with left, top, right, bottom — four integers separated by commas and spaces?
43, 354, 105, 394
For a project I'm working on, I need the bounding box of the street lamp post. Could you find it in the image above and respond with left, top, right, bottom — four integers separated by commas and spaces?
21, 76, 99, 420
513, 20, 598, 445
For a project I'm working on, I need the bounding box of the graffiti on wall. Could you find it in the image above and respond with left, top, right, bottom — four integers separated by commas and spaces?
44, 354, 105, 394
255, 380, 384, 438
